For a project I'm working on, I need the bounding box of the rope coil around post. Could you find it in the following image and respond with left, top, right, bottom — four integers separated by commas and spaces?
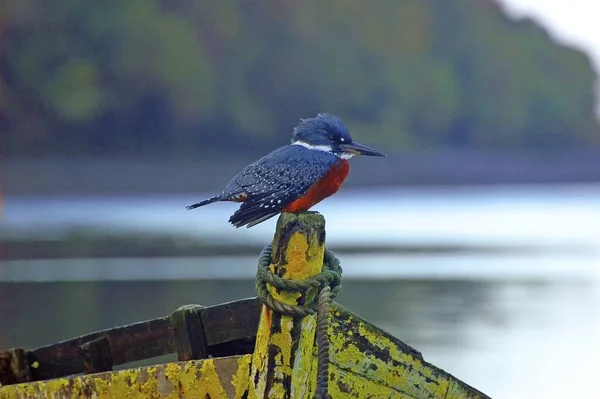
255, 243, 342, 399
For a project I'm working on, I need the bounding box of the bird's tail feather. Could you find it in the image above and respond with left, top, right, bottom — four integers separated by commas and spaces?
244, 212, 279, 228
186, 195, 220, 210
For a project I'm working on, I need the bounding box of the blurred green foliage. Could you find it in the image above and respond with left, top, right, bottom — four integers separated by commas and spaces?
1, 0, 598, 156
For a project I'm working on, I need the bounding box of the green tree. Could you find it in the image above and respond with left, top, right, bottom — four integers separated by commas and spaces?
1, 0, 598, 156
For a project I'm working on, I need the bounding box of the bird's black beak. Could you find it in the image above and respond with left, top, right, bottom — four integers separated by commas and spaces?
339, 141, 386, 157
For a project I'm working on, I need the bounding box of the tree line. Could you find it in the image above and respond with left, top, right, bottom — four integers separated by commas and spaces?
1, 0, 598, 157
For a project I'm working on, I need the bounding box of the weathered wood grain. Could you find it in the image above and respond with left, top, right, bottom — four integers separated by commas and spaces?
0, 355, 252, 399
201, 297, 260, 346
0, 298, 261, 384
0, 350, 31, 386
79, 336, 113, 375
248, 212, 326, 399
327, 303, 490, 399
170, 304, 208, 361
26, 316, 174, 382
0, 212, 492, 398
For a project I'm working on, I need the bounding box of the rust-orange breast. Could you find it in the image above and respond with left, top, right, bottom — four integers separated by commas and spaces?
283, 159, 350, 212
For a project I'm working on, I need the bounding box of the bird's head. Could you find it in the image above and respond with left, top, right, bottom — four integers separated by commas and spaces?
291, 113, 386, 159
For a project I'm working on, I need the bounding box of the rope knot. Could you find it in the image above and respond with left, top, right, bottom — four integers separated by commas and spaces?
255, 243, 341, 399
255, 244, 342, 317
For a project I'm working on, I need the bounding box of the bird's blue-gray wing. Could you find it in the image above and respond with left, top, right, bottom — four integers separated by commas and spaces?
226, 145, 337, 228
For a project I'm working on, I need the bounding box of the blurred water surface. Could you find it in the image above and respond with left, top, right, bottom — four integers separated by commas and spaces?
1, 184, 599, 398
3, 184, 600, 248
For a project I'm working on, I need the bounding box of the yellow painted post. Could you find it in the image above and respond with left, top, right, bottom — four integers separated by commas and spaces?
248, 212, 326, 399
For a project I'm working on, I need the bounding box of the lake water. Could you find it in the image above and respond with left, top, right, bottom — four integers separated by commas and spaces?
1, 184, 599, 398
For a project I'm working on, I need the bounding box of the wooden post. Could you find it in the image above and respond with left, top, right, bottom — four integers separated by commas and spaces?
170, 304, 208, 361
248, 212, 326, 399
80, 337, 113, 374
0, 348, 31, 385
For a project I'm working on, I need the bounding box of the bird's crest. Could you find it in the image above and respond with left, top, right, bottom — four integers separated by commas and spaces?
292, 113, 351, 146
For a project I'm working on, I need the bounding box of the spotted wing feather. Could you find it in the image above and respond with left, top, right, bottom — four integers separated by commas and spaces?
225, 145, 338, 228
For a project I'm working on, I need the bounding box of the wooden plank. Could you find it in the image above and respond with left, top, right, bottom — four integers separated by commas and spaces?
293, 354, 410, 398
328, 303, 490, 399
201, 298, 260, 346
1, 298, 261, 383
0, 355, 253, 399
1, 296, 490, 397
27, 316, 174, 381
327, 360, 412, 398
248, 212, 326, 399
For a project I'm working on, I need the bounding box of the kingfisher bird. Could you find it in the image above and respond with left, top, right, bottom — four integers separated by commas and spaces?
187, 113, 385, 228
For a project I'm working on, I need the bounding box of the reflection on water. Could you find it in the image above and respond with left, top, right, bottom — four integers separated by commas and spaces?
1, 184, 599, 398
1, 271, 598, 399
3, 184, 600, 250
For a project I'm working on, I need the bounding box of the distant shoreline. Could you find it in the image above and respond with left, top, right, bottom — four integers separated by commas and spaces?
1, 232, 587, 261
3, 150, 600, 196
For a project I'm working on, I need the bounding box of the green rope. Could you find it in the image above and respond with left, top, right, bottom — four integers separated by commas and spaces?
255, 244, 342, 316
315, 285, 333, 399
255, 243, 342, 399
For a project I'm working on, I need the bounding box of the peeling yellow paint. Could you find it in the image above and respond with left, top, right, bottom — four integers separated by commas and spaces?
327, 361, 409, 398
290, 315, 317, 399
250, 307, 271, 397
284, 233, 314, 279
2, 213, 489, 399
201, 359, 229, 398
249, 213, 326, 399
92, 375, 111, 398
270, 332, 291, 371
267, 382, 287, 399
0, 356, 246, 399
246, 381, 259, 399
137, 366, 159, 398
327, 305, 481, 398
231, 354, 251, 398
44, 377, 70, 397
